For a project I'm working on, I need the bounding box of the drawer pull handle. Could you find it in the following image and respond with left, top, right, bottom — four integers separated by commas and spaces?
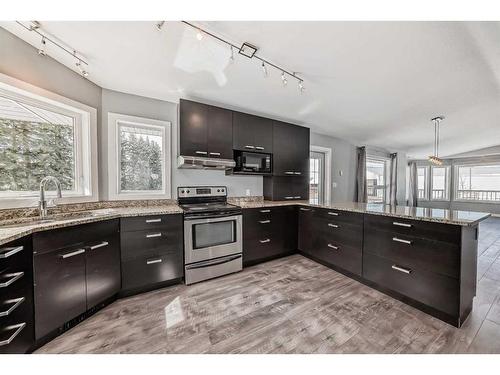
0, 272, 24, 288
259, 209, 271, 213
284, 196, 295, 200
146, 233, 162, 238
0, 246, 23, 259
300, 208, 311, 211
285, 171, 295, 175
327, 244, 339, 250
260, 239, 271, 243
393, 221, 412, 228
328, 212, 339, 216
244, 145, 255, 149
195, 151, 208, 155
0, 323, 26, 347
147, 259, 162, 265
146, 218, 162, 223
392, 265, 412, 274
0, 297, 25, 317
294, 196, 302, 199
61, 249, 85, 259
255, 146, 265, 150
328, 223, 339, 228
209, 152, 221, 156
89, 241, 108, 250
293, 172, 302, 175
393, 237, 412, 245
259, 220, 271, 224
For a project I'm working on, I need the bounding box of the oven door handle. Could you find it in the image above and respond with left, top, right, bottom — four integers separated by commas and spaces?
185, 254, 242, 270
184, 213, 242, 222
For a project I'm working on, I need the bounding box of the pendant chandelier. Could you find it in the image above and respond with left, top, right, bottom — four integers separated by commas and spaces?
428, 116, 445, 165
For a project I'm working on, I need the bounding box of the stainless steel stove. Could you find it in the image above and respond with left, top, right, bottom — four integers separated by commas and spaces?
178, 186, 242, 285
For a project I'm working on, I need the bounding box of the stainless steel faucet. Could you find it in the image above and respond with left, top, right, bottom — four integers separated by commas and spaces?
39, 176, 62, 218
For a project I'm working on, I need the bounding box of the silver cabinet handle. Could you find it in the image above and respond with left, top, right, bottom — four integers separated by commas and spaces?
0, 297, 25, 318
60, 249, 85, 259
259, 220, 271, 224
285, 171, 295, 175
146, 218, 161, 223
146, 259, 162, 265
393, 237, 412, 245
294, 172, 302, 175
255, 146, 264, 150
244, 145, 255, 149
146, 233, 162, 238
327, 244, 339, 250
392, 265, 412, 274
259, 209, 271, 213
260, 239, 271, 243
209, 152, 221, 156
300, 208, 311, 211
294, 196, 302, 199
284, 196, 295, 200
195, 151, 208, 155
0, 272, 24, 288
0, 323, 26, 347
393, 221, 412, 228
0, 246, 23, 259
328, 223, 339, 228
328, 212, 339, 216
89, 241, 108, 250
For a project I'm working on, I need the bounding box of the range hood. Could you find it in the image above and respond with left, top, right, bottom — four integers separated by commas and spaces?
177, 155, 236, 170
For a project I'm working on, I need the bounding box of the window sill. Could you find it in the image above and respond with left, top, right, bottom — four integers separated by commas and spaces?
0, 195, 98, 209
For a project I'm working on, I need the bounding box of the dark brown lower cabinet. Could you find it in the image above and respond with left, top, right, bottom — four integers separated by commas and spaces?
243, 206, 298, 266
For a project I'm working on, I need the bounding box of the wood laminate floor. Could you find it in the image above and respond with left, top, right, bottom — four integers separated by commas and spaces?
36, 218, 500, 354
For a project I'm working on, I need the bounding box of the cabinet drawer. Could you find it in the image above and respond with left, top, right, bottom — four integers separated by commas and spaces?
243, 237, 283, 264
0, 245, 27, 273
364, 227, 460, 278
121, 214, 181, 233
312, 240, 362, 276
316, 208, 363, 227
364, 214, 461, 244
120, 227, 183, 261
0, 314, 33, 354
363, 253, 459, 316
121, 252, 183, 291
315, 217, 363, 250
33, 219, 119, 254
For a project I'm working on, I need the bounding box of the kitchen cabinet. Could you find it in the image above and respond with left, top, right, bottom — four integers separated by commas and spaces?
179, 99, 233, 159
120, 214, 183, 294
272, 120, 310, 177
242, 206, 297, 266
263, 176, 309, 201
232, 112, 273, 153
0, 237, 34, 354
33, 220, 120, 340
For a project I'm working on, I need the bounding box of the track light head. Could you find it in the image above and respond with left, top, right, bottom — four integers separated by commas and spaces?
75, 60, 89, 78
298, 80, 305, 94
38, 36, 46, 56
261, 62, 268, 77
229, 46, 235, 64
196, 29, 204, 41
156, 21, 165, 31
281, 72, 288, 86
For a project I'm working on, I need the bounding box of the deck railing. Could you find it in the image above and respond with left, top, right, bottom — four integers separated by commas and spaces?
456, 190, 500, 202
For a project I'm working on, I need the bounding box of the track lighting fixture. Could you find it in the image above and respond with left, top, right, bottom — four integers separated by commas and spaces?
196, 29, 204, 41
76, 60, 89, 77
38, 36, 46, 56
229, 46, 235, 64
298, 80, 305, 93
261, 62, 268, 77
156, 21, 165, 31
281, 72, 288, 86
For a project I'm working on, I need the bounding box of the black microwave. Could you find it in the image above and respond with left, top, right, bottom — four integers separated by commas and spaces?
233, 150, 272, 174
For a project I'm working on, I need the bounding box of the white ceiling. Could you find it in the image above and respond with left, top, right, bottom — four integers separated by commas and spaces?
2, 21, 500, 158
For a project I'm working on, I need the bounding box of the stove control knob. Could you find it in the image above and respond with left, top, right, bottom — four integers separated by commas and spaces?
187, 190, 190, 194
217, 189, 220, 192
181, 190, 185, 194
221, 188, 225, 192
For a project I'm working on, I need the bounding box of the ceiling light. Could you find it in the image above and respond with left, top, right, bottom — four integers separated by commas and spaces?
38, 36, 46, 56
75, 60, 89, 78
298, 80, 305, 94
261, 62, 268, 77
229, 46, 235, 64
239, 42, 258, 58
428, 116, 445, 165
156, 21, 165, 31
281, 72, 288, 86
196, 29, 204, 41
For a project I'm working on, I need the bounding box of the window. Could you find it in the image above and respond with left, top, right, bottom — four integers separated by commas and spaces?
417, 166, 429, 199
431, 166, 450, 200
309, 146, 332, 205
108, 113, 171, 200
0, 75, 97, 208
366, 158, 387, 203
455, 164, 500, 202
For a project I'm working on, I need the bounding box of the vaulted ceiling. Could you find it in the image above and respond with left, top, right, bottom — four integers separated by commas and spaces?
2, 21, 500, 158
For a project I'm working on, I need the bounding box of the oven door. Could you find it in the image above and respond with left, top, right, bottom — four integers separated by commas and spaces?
184, 214, 242, 265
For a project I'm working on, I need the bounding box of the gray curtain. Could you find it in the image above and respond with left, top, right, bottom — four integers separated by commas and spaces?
356, 147, 367, 203
408, 162, 418, 207
389, 153, 398, 206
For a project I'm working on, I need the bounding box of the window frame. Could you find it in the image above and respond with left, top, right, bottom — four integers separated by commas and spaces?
430, 165, 451, 201
416, 166, 429, 201
310, 145, 332, 205
107, 112, 171, 201
0, 73, 98, 209
453, 162, 500, 204
366, 156, 389, 204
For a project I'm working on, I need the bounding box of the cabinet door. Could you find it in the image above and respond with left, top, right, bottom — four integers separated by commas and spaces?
233, 112, 257, 151
273, 206, 298, 254
34, 247, 87, 339
293, 125, 310, 176
207, 106, 233, 159
86, 235, 121, 309
179, 99, 208, 157
252, 117, 273, 153
292, 176, 310, 201
272, 121, 295, 175
298, 207, 315, 255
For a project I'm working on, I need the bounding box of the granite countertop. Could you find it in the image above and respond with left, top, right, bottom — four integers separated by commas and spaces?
237, 200, 491, 227
0, 204, 182, 246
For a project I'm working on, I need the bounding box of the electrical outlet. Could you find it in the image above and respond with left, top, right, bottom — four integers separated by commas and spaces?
332, 182, 337, 188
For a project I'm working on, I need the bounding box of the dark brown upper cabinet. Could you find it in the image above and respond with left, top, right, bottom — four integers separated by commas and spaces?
179, 99, 233, 159
233, 112, 273, 153
272, 120, 310, 177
